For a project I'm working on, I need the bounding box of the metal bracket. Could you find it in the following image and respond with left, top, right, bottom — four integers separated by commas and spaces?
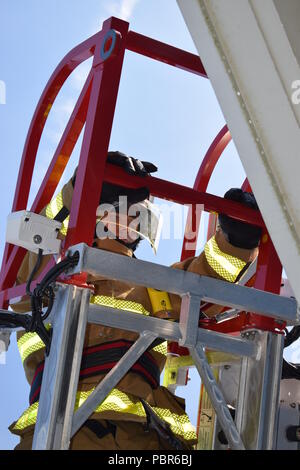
179, 294, 202, 347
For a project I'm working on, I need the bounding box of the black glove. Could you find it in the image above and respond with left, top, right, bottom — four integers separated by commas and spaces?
72, 151, 157, 187
107, 151, 158, 177
218, 188, 262, 249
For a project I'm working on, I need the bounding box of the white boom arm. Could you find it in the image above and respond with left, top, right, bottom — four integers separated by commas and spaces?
177, 0, 300, 305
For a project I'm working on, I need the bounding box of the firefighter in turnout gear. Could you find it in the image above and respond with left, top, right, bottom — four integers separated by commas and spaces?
9, 152, 261, 450
169, 188, 262, 317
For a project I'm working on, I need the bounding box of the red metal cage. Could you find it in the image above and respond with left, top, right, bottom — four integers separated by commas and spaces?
0, 16, 282, 336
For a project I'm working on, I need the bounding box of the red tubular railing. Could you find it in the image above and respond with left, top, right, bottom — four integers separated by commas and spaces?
0, 15, 284, 336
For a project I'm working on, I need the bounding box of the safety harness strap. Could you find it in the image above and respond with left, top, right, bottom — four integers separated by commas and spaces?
53, 205, 70, 224
45, 190, 70, 236
29, 340, 161, 405
84, 419, 116, 440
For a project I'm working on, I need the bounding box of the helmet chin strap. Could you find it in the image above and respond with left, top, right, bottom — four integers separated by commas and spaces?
94, 220, 142, 253
116, 236, 142, 252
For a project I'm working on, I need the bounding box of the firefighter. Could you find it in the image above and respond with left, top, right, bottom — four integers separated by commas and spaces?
169, 187, 262, 317
8, 152, 261, 450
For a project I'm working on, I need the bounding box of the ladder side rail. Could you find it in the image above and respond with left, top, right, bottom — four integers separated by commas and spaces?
181, 125, 231, 260
67, 244, 298, 324
58, 288, 90, 450
235, 331, 284, 449
87, 304, 257, 358
32, 284, 87, 449
178, 289, 245, 449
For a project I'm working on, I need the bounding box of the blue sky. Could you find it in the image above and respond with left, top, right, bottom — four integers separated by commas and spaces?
0, 0, 251, 449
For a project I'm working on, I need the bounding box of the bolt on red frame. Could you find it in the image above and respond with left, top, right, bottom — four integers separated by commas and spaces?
0, 16, 280, 337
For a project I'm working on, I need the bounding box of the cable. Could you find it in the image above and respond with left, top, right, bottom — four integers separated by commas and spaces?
26, 248, 43, 296
31, 251, 80, 323
41, 286, 55, 321
0, 251, 80, 356
284, 325, 300, 348
282, 358, 300, 380
283, 325, 300, 380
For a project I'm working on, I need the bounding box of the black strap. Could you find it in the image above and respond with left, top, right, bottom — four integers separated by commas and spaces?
53, 206, 70, 223
234, 261, 251, 283
30, 340, 161, 405
84, 419, 116, 440
140, 399, 187, 450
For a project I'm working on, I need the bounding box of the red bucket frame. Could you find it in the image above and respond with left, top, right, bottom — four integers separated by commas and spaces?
0, 16, 282, 334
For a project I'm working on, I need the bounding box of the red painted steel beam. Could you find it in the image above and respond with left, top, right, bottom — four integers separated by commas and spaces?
242, 178, 252, 192
206, 212, 218, 242
10, 33, 99, 216
244, 233, 284, 332
0, 73, 93, 294
181, 125, 231, 260
31, 72, 93, 215
0, 32, 100, 294
103, 164, 265, 226
126, 31, 207, 78
0, 259, 55, 310
63, 17, 130, 251
192, 126, 231, 192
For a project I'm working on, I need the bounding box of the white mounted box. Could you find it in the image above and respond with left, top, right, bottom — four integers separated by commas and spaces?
6, 211, 62, 255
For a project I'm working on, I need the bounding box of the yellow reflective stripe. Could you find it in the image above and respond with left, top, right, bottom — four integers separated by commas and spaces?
45, 190, 69, 236
204, 235, 246, 282
50, 191, 63, 216
17, 296, 151, 364
152, 407, 197, 441
17, 325, 51, 364
60, 215, 69, 236
45, 202, 54, 219
12, 402, 39, 431
90, 295, 150, 316
12, 390, 144, 432
76, 388, 145, 416
152, 341, 167, 357
12, 388, 197, 441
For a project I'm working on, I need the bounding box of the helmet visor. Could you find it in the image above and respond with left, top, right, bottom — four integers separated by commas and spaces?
96, 198, 163, 254
127, 199, 163, 254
